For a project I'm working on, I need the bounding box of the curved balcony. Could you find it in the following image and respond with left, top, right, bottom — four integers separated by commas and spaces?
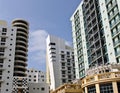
13, 23, 28, 29
17, 28, 28, 37
15, 60, 27, 66
16, 45, 28, 52
52, 84, 82, 93
12, 19, 29, 25
16, 40, 28, 47
17, 35, 28, 40
16, 42, 28, 48
16, 49, 27, 54
12, 19, 29, 31
14, 71, 27, 77
14, 65, 27, 71
81, 72, 120, 88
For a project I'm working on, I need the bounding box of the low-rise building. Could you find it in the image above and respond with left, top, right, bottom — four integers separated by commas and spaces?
27, 68, 49, 93
82, 63, 120, 93
50, 84, 82, 93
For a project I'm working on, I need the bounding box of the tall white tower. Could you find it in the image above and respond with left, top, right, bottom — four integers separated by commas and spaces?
0, 19, 29, 93
46, 35, 76, 90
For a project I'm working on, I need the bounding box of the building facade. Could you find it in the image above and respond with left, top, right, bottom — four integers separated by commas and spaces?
46, 35, 76, 90
70, 0, 120, 79
27, 68, 49, 93
27, 68, 46, 83
82, 63, 120, 93
0, 19, 29, 93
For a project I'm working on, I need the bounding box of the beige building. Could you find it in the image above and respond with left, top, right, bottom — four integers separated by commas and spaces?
50, 84, 82, 93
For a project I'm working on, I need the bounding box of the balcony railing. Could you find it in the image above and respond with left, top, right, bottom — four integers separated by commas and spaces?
82, 71, 120, 88
51, 84, 82, 93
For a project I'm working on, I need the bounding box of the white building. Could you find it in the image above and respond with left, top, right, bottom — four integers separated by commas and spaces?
70, 0, 120, 79
27, 68, 46, 83
27, 68, 49, 93
46, 35, 76, 90
0, 19, 29, 93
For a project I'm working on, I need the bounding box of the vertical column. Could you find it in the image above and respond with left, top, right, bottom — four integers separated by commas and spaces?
112, 82, 118, 93
95, 84, 100, 93
85, 87, 88, 93
95, 75, 100, 93
84, 79, 88, 93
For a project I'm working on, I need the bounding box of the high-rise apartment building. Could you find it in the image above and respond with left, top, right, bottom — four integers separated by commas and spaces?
0, 19, 29, 93
70, 0, 120, 79
27, 69, 49, 93
46, 35, 76, 90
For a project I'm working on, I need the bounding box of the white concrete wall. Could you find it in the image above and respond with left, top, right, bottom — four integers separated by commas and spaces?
99, 0, 116, 63
0, 22, 17, 93
46, 35, 75, 90
28, 83, 49, 93
27, 68, 46, 83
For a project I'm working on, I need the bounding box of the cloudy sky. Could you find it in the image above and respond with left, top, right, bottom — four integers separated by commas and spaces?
0, 0, 81, 72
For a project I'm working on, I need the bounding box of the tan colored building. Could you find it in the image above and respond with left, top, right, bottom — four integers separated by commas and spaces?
81, 63, 120, 93
82, 71, 120, 93
50, 84, 82, 93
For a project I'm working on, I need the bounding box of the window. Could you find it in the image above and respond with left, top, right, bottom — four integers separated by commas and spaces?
112, 27, 117, 36
61, 63, 65, 66
115, 15, 119, 21
0, 59, 3, 63
0, 48, 5, 52
41, 87, 45, 91
2, 28, 7, 32
41, 75, 44, 78
88, 86, 96, 93
117, 82, 120, 92
117, 23, 120, 30
49, 42, 56, 45
34, 79, 36, 82
29, 79, 31, 81
1, 38, 6, 42
61, 55, 65, 58
62, 79, 66, 83
100, 83, 113, 93
29, 75, 31, 77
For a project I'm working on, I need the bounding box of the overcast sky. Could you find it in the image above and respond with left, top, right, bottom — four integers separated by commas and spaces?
0, 0, 81, 72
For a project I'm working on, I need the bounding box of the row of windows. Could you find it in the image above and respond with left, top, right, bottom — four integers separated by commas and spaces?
27, 70, 41, 73
28, 75, 44, 78
110, 14, 120, 28
30, 87, 45, 91
106, 0, 116, 11
111, 23, 120, 36
87, 83, 113, 93
28, 79, 44, 82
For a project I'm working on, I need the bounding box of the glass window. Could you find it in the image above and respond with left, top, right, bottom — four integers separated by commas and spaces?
88, 86, 96, 93
112, 27, 117, 36
100, 83, 113, 93
1, 38, 6, 42
117, 82, 120, 92
108, 3, 112, 9
112, 0, 116, 4
114, 6, 118, 13
117, 23, 120, 30
113, 37, 119, 45
115, 15, 119, 21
